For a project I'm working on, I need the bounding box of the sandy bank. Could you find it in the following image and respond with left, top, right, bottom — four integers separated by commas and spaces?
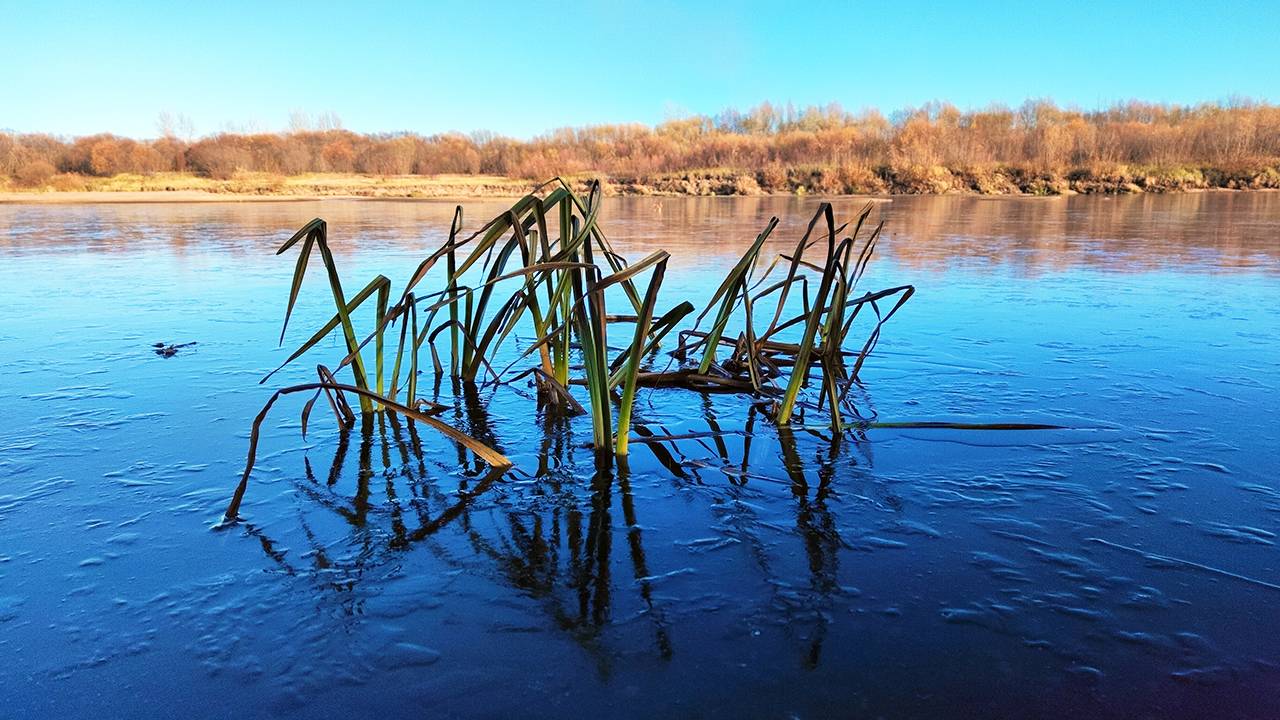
0, 190, 327, 204
2, 167, 1278, 204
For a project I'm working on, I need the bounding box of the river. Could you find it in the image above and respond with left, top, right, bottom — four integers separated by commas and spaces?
1, 192, 1277, 718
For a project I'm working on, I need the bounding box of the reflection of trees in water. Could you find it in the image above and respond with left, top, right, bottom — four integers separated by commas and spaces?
577, 194, 1280, 275
11, 194, 1278, 274
872, 193, 1279, 274
244, 390, 886, 671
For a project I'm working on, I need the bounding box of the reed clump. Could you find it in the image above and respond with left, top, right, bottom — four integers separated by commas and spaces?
223, 178, 914, 521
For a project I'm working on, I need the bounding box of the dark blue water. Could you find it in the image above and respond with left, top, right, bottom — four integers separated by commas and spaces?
1, 194, 1277, 719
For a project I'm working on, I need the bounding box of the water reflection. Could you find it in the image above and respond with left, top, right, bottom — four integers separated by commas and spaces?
3, 194, 1279, 719
242, 385, 887, 674
1, 193, 1276, 274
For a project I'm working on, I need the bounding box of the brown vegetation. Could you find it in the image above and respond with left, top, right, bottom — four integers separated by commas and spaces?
4, 100, 1280, 196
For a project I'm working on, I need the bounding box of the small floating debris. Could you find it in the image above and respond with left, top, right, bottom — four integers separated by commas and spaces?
153, 341, 197, 358
153, 345, 175, 356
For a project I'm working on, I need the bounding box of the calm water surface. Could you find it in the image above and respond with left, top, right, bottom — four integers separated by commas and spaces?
1, 193, 1278, 719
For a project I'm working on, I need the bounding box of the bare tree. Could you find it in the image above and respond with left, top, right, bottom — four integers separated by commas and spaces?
156, 112, 196, 141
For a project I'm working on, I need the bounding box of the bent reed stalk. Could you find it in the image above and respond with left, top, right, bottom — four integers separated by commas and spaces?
223, 178, 914, 521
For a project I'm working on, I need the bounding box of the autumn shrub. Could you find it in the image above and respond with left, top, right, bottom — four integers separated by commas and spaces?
758, 163, 789, 191
3, 100, 1280, 189
834, 163, 885, 194
188, 138, 250, 179
731, 173, 762, 195
14, 160, 55, 187
48, 173, 90, 191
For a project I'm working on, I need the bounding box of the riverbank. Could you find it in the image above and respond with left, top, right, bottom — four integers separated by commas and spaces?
0, 173, 539, 203
3, 165, 1279, 202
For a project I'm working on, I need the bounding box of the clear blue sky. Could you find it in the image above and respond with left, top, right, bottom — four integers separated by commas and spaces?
2, 0, 1276, 139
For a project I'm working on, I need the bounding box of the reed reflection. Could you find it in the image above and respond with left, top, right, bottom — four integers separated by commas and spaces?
779, 427, 843, 668
245, 386, 888, 671
245, 408, 505, 579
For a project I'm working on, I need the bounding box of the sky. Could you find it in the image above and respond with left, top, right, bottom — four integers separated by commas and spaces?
2, 0, 1277, 139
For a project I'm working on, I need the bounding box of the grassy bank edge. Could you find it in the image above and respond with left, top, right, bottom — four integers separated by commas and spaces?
3, 164, 1280, 203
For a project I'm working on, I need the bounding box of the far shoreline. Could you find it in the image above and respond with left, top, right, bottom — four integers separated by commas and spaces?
2, 168, 1277, 205
1, 188, 1269, 206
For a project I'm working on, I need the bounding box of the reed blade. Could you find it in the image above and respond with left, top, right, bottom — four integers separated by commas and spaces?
616, 255, 669, 456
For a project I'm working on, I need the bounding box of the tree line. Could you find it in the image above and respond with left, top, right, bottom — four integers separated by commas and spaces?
3, 99, 1278, 188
